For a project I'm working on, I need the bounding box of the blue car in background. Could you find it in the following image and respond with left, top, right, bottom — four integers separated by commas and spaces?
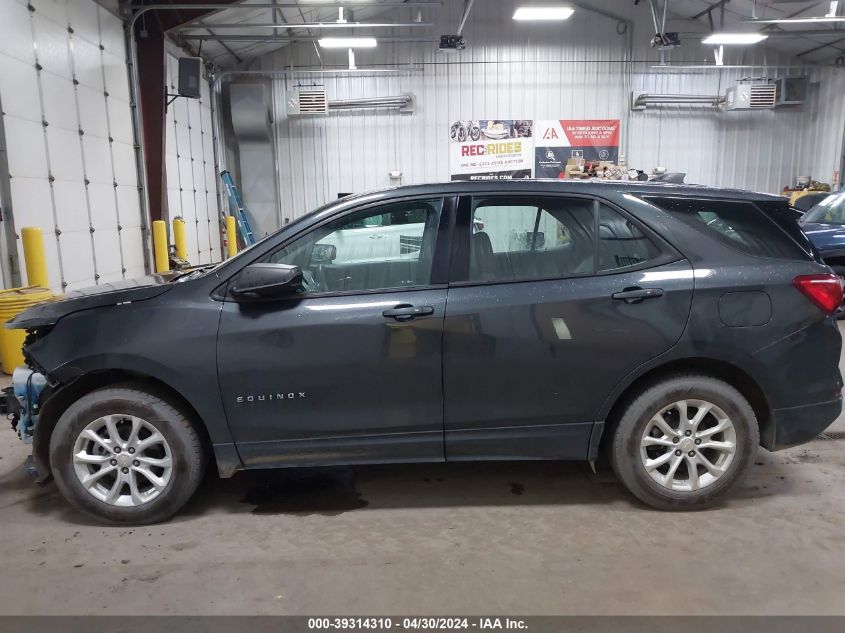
798, 192, 845, 316
799, 192, 845, 275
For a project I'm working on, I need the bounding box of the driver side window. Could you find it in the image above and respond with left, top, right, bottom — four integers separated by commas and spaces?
265, 198, 443, 295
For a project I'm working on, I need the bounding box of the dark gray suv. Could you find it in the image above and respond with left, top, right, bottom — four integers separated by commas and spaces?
7, 181, 843, 523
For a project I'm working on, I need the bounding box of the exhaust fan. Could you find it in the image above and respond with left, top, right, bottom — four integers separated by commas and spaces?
286, 89, 329, 116
723, 83, 777, 110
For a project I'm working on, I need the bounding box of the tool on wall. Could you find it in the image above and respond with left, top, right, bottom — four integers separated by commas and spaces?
220, 171, 256, 247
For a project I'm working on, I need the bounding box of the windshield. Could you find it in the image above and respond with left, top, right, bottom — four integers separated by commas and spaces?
801, 193, 845, 225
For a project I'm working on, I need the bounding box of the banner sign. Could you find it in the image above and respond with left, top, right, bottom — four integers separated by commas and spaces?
449, 120, 534, 181
534, 120, 620, 179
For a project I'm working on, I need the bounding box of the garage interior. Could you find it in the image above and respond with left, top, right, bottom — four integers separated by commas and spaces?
1, 0, 845, 619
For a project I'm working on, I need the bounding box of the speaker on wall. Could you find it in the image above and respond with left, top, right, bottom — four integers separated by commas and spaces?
178, 57, 203, 99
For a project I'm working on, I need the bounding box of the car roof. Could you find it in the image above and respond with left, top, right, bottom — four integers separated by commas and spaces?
335, 179, 787, 205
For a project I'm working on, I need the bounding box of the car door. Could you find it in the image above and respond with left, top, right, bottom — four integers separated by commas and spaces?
443, 193, 694, 461
217, 196, 453, 468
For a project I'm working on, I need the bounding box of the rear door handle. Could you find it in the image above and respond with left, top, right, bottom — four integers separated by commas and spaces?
611, 287, 664, 304
382, 304, 435, 321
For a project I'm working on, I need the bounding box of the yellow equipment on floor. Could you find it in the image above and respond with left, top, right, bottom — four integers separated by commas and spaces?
0, 287, 53, 374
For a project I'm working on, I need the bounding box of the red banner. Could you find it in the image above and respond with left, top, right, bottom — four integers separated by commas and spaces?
560, 120, 620, 147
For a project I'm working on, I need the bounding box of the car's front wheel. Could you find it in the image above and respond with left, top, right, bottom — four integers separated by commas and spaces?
49, 384, 206, 524
610, 375, 758, 510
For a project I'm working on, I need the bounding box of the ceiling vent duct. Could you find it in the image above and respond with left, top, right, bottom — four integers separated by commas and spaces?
286, 89, 329, 116
328, 94, 414, 113
631, 91, 724, 110
723, 83, 777, 110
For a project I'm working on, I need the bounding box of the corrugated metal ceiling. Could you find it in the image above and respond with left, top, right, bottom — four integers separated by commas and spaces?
174, 0, 845, 66
177, 0, 435, 66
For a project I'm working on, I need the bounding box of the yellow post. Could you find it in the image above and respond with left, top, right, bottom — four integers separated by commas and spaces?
226, 216, 237, 258
172, 218, 187, 261
152, 220, 169, 272
21, 227, 49, 288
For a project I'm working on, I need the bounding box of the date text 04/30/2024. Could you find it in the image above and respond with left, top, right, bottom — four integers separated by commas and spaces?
307, 617, 528, 630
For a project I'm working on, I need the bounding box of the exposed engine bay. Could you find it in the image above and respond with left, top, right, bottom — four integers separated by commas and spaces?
2, 366, 47, 444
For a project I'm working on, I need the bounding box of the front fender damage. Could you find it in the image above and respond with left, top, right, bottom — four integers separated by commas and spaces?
1, 329, 60, 482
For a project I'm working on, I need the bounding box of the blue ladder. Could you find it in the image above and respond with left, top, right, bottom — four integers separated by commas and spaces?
220, 170, 256, 246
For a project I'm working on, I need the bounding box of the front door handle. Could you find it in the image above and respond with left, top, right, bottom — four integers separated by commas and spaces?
612, 287, 664, 304
382, 304, 435, 321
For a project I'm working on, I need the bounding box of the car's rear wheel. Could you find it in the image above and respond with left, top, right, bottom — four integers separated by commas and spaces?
610, 375, 758, 510
49, 384, 206, 524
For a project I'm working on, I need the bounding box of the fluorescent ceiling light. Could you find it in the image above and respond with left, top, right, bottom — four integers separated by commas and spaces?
745, 16, 845, 24
513, 6, 575, 21
702, 32, 768, 45
318, 37, 377, 48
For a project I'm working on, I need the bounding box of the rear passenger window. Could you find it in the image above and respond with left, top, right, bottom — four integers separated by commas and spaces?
470, 198, 595, 282
646, 196, 809, 260
598, 205, 662, 271
468, 197, 664, 283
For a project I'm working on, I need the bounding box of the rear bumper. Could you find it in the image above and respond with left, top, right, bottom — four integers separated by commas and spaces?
761, 397, 842, 451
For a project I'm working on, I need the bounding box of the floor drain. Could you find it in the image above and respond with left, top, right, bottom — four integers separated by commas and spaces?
816, 431, 845, 441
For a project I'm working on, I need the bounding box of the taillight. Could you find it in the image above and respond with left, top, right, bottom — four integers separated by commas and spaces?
793, 274, 844, 314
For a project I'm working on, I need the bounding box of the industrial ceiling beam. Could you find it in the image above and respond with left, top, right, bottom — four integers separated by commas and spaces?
181, 34, 439, 41
796, 35, 845, 56
130, 2, 442, 9
180, 21, 432, 29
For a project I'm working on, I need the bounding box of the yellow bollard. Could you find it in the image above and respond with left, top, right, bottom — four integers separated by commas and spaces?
172, 218, 187, 261
21, 227, 49, 289
226, 216, 237, 258
152, 220, 169, 272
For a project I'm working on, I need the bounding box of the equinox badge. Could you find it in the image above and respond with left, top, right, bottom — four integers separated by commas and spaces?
236, 392, 306, 403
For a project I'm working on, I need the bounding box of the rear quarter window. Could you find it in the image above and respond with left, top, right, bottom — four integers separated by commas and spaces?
644, 196, 813, 261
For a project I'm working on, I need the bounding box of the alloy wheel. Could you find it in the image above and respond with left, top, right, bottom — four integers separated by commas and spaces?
639, 399, 737, 492
72, 415, 173, 507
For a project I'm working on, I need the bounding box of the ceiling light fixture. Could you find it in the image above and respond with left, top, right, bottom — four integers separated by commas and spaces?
702, 32, 768, 45
745, 16, 845, 24
512, 6, 575, 21
318, 37, 378, 48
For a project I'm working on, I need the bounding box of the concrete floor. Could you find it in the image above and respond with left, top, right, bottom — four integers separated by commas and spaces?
2, 335, 845, 616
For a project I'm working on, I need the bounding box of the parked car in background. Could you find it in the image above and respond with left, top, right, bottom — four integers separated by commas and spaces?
792, 191, 831, 214
6, 181, 843, 524
799, 192, 845, 294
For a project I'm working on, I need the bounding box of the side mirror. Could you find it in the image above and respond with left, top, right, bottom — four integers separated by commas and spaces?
231, 263, 303, 299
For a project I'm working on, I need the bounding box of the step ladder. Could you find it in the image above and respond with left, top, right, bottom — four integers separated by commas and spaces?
220, 170, 256, 247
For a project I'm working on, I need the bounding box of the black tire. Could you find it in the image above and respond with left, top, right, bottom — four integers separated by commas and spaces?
457, 125, 467, 142
49, 383, 206, 524
610, 374, 758, 510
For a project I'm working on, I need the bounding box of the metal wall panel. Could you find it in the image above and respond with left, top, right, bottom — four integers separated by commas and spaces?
797, 70, 845, 188
248, 0, 844, 222
0, 0, 147, 290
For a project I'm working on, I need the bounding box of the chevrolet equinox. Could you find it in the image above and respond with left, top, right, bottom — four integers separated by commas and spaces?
6, 180, 843, 524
